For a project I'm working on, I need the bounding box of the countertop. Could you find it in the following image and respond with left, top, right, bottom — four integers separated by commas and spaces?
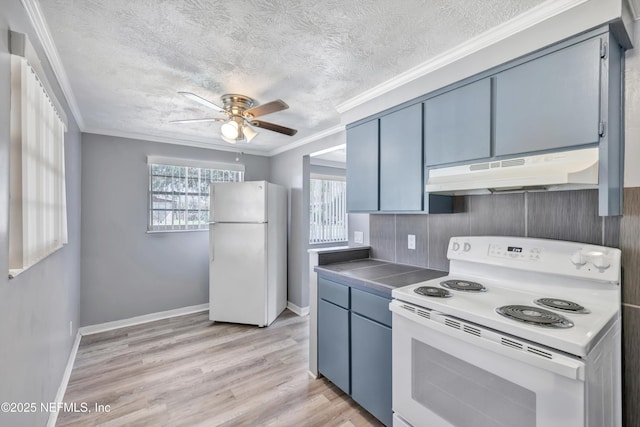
314, 259, 447, 298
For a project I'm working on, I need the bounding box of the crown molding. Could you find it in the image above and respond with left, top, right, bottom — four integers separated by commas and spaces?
20, 0, 85, 129
336, 0, 588, 114
627, 0, 640, 19
267, 124, 345, 157
84, 125, 348, 157
309, 158, 346, 169
309, 144, 346, 158
83, 127, 268, 156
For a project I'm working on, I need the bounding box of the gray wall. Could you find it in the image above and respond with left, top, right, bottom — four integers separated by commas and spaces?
269, 131, 348, 309
0, 1, 82, 426
80, 134, 270, 326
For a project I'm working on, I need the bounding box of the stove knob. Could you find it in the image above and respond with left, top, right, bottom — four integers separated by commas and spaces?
452, 242, 460, 251
592, 256, 611, 271
570, 252, 587, 267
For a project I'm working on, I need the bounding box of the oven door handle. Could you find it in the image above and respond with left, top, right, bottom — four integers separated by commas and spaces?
390, 300, 586, 381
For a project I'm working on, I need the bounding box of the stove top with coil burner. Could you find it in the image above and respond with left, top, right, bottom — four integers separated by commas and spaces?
535, 298, 590, 314
496, 304, 574, 328
440, 279, 486, 292
392, 236, 622, 357
414, 286, 451, 298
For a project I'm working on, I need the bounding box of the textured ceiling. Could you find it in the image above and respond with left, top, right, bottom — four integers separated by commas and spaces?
38, 0, 546, 153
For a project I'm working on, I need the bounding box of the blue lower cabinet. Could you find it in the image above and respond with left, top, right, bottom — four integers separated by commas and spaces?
317, 275, 393, 426
351, 312, 392, 426
318, 299, 350, 394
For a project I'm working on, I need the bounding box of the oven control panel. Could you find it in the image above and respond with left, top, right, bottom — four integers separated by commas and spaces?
448, 239, 542, 261
447, 236, 622, 283
487, 244, 542, 261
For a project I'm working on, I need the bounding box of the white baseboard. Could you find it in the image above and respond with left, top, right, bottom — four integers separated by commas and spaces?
78, 303, 209, 336
287, 301, 310, 316
47, 331, 82, 427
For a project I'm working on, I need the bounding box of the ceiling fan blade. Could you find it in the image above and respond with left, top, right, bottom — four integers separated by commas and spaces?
170, 118, 226, 124
250, 120, 297, 136
244, 100, 289, 118
178, 91, 226, 113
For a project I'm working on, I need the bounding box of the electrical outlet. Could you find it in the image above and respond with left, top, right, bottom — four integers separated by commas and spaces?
354, 231, 364, 244
69, 321, 73, 337
408, 234, 416, 250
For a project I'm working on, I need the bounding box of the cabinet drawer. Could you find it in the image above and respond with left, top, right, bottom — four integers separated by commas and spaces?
318, 277, 350, 309
351, 288, 391, 327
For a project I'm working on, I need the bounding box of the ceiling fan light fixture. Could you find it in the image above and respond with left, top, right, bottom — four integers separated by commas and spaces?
177, 91, 297, 144
220, 120, 239, 139
221, 134, 238, 144
243, 125, 258, 143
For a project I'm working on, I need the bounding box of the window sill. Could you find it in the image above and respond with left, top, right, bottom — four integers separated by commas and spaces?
146, 228, 209, 234
8, 269, 23, 280
9, 243, 65, 279
309, 241, 348, 246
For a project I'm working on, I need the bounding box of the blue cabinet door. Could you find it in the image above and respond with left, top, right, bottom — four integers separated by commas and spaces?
346, 120, 379, 212
424, 78, 491, 166
351, 312, 392, 426
318, 299, 350, 394
495, 37, 602, 156
379, 103, 423, 211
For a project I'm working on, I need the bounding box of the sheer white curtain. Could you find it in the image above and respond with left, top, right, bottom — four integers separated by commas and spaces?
9, 57, 67, 277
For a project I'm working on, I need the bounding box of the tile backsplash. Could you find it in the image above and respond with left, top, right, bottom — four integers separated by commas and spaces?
369, 189, 619, 271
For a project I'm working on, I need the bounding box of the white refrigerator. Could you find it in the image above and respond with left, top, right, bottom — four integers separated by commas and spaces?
209, 181, 287, 327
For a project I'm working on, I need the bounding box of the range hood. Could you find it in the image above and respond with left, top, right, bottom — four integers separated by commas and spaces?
425, 147, 599, 194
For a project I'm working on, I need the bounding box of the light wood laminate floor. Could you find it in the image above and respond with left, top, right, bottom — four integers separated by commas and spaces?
57, 310, 383, 427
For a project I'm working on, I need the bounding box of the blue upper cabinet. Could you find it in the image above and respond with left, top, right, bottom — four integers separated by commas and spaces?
424, 78, 491, 166
379, 103, 423, 212
346, 119, 379, 212
345, 28, 622, 215
495, 37, 602, 156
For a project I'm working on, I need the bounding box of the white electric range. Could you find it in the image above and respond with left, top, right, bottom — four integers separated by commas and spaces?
390, 236, 621, 427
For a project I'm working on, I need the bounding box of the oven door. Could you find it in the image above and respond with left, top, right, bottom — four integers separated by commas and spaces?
390, 300, 587, 427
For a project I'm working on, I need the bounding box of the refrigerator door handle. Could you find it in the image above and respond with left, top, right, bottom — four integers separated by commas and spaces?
209, 225, 215, 262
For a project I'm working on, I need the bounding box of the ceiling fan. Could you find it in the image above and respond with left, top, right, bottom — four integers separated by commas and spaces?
172, 92, 298, 144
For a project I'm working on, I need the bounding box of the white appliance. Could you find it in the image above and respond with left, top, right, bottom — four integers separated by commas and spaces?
209, 180, 287, 327
391, 236, 621, 427
425, 147, 599, 194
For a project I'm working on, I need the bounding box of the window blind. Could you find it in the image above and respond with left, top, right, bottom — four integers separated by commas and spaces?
309, 178, 348, 244
9, 57, 68, 278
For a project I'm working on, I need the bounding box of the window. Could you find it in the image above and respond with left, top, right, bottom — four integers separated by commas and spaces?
148, 157, 244, 231
9, 35, 68, 278
309, 176, 347, 244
